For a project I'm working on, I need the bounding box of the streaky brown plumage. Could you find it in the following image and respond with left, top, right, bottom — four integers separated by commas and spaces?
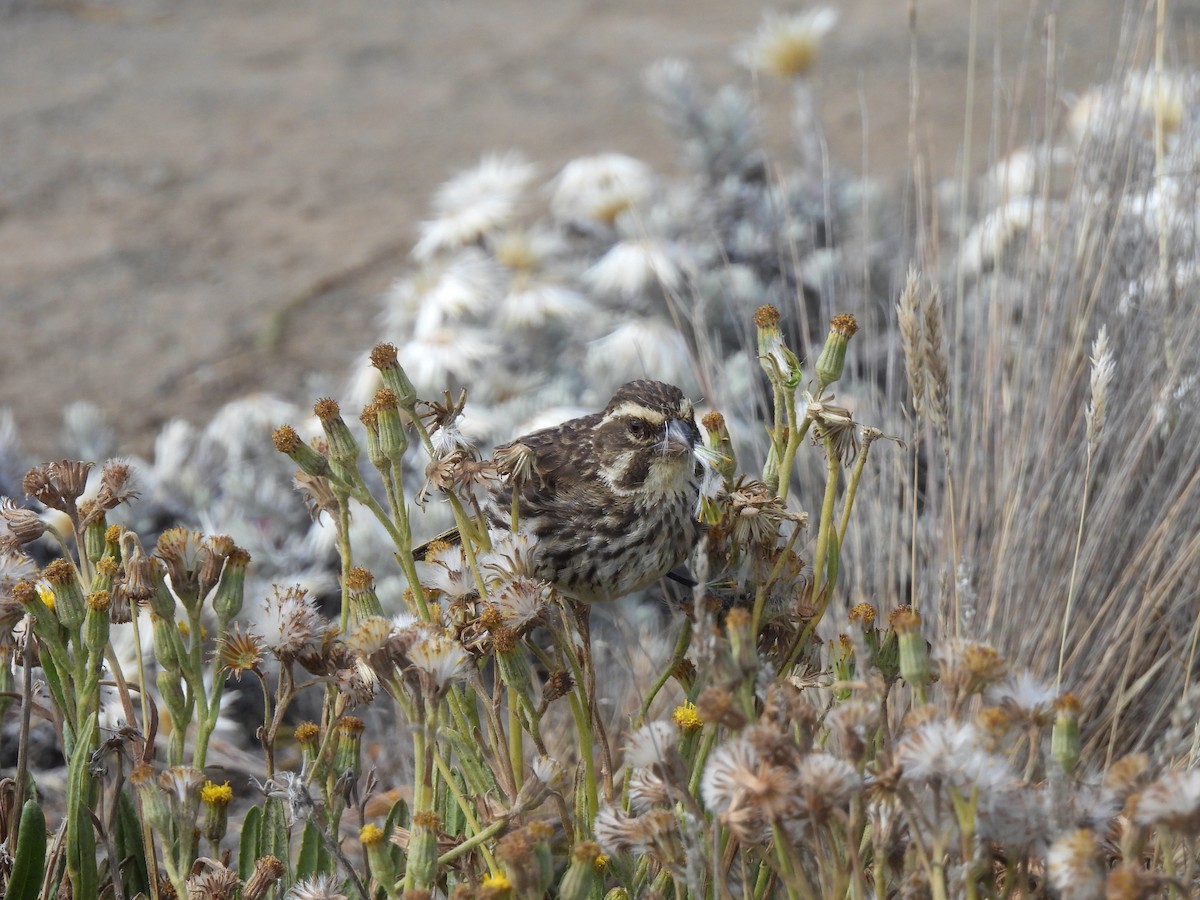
481, 380, 704, 602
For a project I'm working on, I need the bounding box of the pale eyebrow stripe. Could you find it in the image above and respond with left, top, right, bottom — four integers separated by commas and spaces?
601, 401, 668, 425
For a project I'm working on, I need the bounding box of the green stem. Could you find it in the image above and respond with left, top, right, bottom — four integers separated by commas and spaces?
551, 612, 598, 823
811, 435, 841, 597
837, 434, 877, 547
335, 494, 354, 633
776, 392, 810, 503
635, 620, 692, 728
770, 822, 808, 900
436, 815, 507, 868
193, 657, 226, 771
507, 687, 524, 792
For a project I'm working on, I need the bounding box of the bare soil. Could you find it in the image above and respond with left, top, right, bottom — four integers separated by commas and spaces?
0, 0, 1186, 458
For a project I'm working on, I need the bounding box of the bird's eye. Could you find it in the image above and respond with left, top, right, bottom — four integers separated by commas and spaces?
627, 419, 650, 439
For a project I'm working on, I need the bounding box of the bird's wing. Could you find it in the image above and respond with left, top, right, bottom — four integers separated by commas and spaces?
494, 412, 600, 500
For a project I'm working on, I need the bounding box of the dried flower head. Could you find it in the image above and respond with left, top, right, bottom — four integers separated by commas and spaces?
93, 459, 139, 513
407, 629, 471, 696
593, 805, 681, 864
807, 401, 859, 466
155, 526, 205, 602
490, 575, 551, 631
418, 542, 477, 600
347, 615, 401, 676
287, 875, 349, 900
255, 585, 327, 661
723, 477, 804, 553
1102, 752, 1152, 809
896, 719, 1013, 793
160, 765, 206, 805
185, 858, 241, 900
243, 856, 286, 900
255, 770, 317, 824
0, 498, 46, 550
629, 768, 672, 812
1134, 768, 1200, 834
542, 669, 573, 704
985, 671, 1057, 726
217, 623, 264, 679
1046, 829, 1105, 899
935, 639, 1009, 696
696, 686, 747, 730
480, 530, 541, 581
0, 552, 37, 613
791, 753, 860, 825
701, 736, 798, 843
624, 721, 678, 770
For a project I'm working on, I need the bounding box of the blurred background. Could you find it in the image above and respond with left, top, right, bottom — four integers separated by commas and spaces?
0, 0, 1178, 457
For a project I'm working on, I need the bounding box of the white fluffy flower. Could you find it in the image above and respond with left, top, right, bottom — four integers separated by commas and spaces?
397, 327, 498, 395
412, 152, 537, 259
382, 249, 504, 336
585, 318, 695, 394
958, 198, 1048, 276
735, 9, 838, 79
551, 154, 654, 226
497, 279, 590, 330
583, 238, 684, 299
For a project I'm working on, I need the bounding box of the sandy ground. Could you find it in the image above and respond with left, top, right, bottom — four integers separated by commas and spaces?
0, 0, 1189, 459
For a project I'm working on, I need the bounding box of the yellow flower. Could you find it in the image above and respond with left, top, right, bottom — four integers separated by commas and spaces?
36, 581, 55, 609
481, 872, 512, 896
200, 780, 232, 807
360, 823, 385, 847
673, 700, 703, 733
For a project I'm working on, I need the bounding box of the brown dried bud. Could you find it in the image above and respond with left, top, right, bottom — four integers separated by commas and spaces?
23, 463, 69, 514
0, 498, 46, 548
542, 670, 573, 703
93, 460, 138, 512
242, 855, 285, 900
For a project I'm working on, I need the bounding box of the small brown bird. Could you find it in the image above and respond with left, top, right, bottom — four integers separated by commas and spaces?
484, 380, 704, 603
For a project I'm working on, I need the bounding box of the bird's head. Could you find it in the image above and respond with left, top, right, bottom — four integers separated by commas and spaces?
595, 380, 701, 496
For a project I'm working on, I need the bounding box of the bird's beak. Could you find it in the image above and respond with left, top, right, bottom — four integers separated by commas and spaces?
664, 419, 696, 458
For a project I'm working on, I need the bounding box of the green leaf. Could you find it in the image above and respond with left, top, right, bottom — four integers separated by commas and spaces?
383, 796, 410, 873
239, 804, 263, 881
7, 800, 47, 900
262, 795, 291, 874
825, 528, 840, 587
443, 768, 467, 837
113, 789, 150, 897
65, 734, 99, 900
296, 820, 333, 880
